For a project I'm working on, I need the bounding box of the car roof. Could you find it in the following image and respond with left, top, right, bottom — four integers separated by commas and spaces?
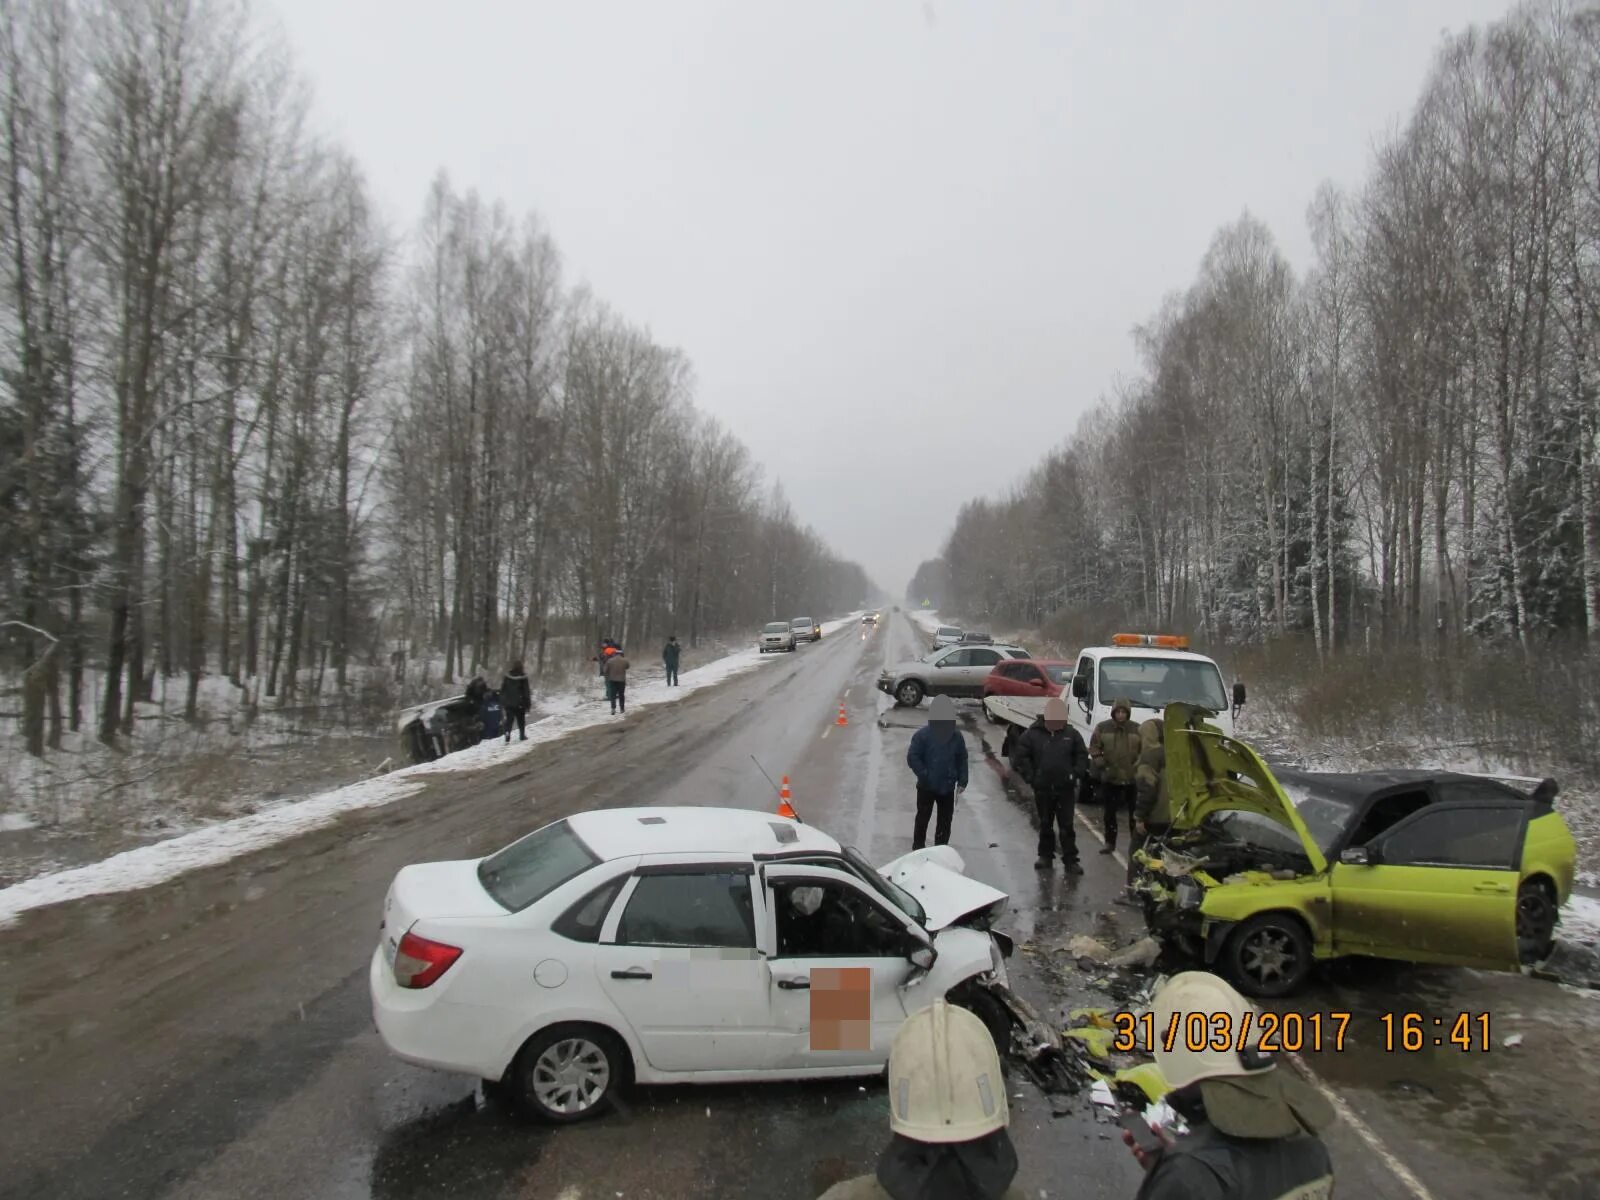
1275, 768, 1532, 805
567, 806, 842, 860
1085, 646, 1218, 664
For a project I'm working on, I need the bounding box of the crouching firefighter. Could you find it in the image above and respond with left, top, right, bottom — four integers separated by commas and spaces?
1124, 971, 1335, 1200
820, 999, 1026, 1200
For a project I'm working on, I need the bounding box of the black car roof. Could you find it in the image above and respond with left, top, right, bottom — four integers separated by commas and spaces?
1274, 768, 1531, 804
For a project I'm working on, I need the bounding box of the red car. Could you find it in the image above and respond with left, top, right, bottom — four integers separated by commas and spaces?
982, 658, 1073, 700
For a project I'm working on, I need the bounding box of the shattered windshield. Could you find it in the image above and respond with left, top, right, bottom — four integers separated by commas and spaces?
842, 847, 927, 928
1280, 785, 1361, 856
1098, 657, 1227, 712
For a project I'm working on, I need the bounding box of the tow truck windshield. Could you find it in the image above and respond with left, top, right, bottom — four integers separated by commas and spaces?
1098, 656, 1228, 712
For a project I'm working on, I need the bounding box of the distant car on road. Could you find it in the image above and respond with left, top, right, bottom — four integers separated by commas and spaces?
861, 611, 878, 626
370, 807, 1015, 1123
931, 625, 963, 650
790, 616, 816, 644
1136, 706, 1578, 998
760, 622, 796, 653
981, 659, 1074, 709
878, 642, 1032, 707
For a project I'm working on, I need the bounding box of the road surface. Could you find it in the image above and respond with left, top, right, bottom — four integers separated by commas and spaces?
0, 612, 1593, 1199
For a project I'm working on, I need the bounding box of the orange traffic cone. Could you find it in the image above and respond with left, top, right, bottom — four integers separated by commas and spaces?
777, 776, 796, 819
836, 703, 848, 727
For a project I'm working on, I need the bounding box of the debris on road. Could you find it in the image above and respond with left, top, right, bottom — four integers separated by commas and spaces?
1503, 1033, 1524, 1049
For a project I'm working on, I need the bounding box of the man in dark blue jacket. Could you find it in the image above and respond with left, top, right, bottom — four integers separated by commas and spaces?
906, 695, 969, 849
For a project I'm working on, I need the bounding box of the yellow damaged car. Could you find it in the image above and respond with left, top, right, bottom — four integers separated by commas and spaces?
1134, 704, 1577, 997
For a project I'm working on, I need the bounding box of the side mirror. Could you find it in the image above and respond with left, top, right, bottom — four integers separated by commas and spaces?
1232, 681, 1247, 708
1339, 845, 1372, 866
1071, 675, 1089, 701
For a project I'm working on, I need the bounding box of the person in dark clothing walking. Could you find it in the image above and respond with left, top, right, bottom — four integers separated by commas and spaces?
1124, 972, 1335, 1200
1090, 697, 1142, 853
1010, 696, 1087, 872
906, 695, 968, 849
663, 635, 682, 686
603, 650, 631, 715
498, 662, 532, 742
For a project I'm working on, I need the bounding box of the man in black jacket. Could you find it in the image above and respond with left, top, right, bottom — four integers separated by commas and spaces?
499, 661, 532, 742
1010, 697, 1087, 872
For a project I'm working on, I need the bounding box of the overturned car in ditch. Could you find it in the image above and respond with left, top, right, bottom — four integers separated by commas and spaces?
1133, 704, 1577, 997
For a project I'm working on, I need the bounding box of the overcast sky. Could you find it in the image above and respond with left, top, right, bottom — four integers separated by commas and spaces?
263, 0, 1513, 597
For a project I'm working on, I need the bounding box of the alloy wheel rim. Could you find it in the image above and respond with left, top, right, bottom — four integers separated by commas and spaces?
531, 1037, 611, 1114
1242, 927, 1297, 984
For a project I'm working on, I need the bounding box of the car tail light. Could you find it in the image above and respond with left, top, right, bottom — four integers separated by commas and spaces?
393, 930, 463, 989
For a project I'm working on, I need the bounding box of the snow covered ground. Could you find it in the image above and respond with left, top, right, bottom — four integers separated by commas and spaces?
0, 617, 860, 926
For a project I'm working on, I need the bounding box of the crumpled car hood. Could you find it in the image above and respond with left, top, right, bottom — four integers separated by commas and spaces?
1164, 703, 1327, 874
878, 845, 1008, 931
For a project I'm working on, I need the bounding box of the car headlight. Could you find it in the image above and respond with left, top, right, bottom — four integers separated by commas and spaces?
1176, 878, 1203, 910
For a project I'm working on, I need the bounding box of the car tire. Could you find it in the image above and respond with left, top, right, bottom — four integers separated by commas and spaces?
896, 680, 924, 707
1222, 913, 1313, 999
983, 700, 1002, 725
509, 1023, 629, 1124
947, 981, 1012, 1061
1517, 878, 1558, 964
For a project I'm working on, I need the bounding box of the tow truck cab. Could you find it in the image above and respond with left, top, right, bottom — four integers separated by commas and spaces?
990, 633, 1244, 754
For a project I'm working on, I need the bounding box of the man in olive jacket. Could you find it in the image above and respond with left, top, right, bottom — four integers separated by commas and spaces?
1090, 696, 1142, 853
603, 650, 631, 715
1011, 696, 1087, 872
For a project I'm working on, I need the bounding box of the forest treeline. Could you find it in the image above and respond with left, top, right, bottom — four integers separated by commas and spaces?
919, 2, 1600, 656
0, 0, 869, 755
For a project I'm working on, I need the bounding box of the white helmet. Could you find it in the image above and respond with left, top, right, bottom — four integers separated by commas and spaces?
887, 1000, 1008, 1144
1148, 971, 1275, 1091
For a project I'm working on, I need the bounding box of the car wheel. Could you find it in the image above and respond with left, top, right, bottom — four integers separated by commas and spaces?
510, 1024, 628, 1124
947, 981, 1013, 1060
1517, 878, 1558, 964
896, 680, 924, 707
1223, 913, 1313, 999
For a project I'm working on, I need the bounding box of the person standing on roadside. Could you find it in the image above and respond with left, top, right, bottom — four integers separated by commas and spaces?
906, 695, 968, 849
603, 648, 631, 715
1122, 972, 1335, 1200
1130, 712, 1168, 880
1010, 696, 1087, 873
1090, 697, 1142, 854
663, 635, 682, 687
498, 660, 532, 743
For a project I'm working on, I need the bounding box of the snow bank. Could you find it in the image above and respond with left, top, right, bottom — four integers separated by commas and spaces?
0, 626, 837, 929
1561, 894, 1600, 944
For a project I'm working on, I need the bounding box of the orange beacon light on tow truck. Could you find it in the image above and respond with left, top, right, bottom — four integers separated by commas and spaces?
1110, 632, 1190, 649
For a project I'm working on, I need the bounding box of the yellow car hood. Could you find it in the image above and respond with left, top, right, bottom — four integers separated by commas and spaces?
1163, 703, 1327, 875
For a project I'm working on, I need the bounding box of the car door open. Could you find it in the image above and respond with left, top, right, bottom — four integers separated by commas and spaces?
760, 865, 933, 1071
1331, 803, 1525, 969
593, 865, 773, 1072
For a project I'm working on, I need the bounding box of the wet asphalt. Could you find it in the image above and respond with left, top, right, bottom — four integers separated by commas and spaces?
0, 613, 1595, 1199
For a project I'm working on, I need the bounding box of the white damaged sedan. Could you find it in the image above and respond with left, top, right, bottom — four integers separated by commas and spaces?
370, 806, 1014, 1122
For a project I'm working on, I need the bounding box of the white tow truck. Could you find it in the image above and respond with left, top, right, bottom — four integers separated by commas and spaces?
983, 633, 1245, 758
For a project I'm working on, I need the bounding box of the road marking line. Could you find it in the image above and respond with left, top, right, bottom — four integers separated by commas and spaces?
821, 728, 830, 739
1288, 1053, 1436, 1200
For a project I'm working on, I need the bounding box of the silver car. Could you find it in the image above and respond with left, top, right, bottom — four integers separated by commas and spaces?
878, 643, 1032, 707
760, 621, 797, 653
931, 624, 963, 650
790, 616, 816, 644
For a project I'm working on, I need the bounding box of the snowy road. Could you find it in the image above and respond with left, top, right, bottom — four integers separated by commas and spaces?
0, 613, 1591, 1198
